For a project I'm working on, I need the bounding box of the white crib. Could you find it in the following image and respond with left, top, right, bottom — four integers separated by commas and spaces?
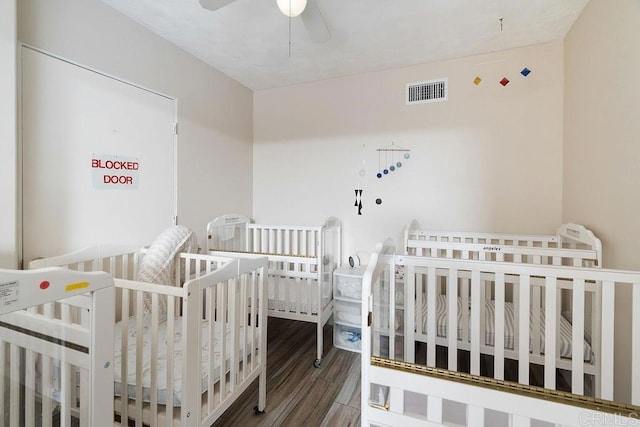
206, 214, 342, 367
361, 242, 640, 426
395, 222, 603, 387
363, 243, 640, 401
0, 266, 114, 427
404, 221, 602, 265
29, 245, 269, 427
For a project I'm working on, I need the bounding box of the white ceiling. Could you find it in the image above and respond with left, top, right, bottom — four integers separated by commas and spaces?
99, 0, 590, 91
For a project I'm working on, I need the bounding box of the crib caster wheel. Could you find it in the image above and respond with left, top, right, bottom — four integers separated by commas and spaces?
253, 405, 266, 415
313, 359, 321, 368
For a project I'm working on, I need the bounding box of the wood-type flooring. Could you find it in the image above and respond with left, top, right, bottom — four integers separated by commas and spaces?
212, 317, 361, 427
213, 317, 585, 427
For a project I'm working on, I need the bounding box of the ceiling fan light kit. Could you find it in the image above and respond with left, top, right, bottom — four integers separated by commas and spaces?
277, 0, 307, 17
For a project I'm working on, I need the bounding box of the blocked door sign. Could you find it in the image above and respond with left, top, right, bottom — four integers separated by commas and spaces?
91, 154, 140, 189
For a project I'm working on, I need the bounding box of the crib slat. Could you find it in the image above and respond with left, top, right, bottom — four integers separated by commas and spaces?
480, 278, 487, 364
230, 277, 239, 399
391, 263, 400, 360
166, 295, 175, 426
518, 275, 530, 385
206, 285, 215, 413
633, 282, 640, 405
470, 269, 481, 375
241, 273, 249, 379
302, 230, 308, 257
9, 344, 20, 426
219, 278, 228, 404
0, 342, 4, 424
269, 228, 275, 253
572, 278, 585, 395
120, 288, 130, 423
79, 367, 89, 426
60, 361, 72, 426
427, 267, 437, 367
544, 276, 557, 390
461, 276, 470, 343
600, 281, 615, 400
495, 272, 505, 380
310, 229, 317, 257
531, 284, 541, 357
448, 268, 458, 370
25, 350, 36, 427
405, 264, 416, 363
150, 292, 159, 426
284, 228, 290, 255
276, 228, 282, 254
135, 292, 144, 423
42, 354, 53, 427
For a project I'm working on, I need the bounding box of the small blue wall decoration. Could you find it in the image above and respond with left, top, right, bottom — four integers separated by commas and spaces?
376, 142, 410, 179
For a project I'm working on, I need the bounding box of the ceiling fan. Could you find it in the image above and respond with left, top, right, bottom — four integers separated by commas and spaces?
198, 0, 331, 43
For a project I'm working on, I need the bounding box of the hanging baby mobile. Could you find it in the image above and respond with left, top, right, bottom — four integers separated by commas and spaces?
376, 142, 411, 179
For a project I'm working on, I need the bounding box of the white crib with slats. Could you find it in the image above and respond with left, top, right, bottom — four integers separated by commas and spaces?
0, 266, 114, 427
29, 245, 269, 426
207, 214, 342, 367
392, 223, 603, 391
361, 242, 640, 426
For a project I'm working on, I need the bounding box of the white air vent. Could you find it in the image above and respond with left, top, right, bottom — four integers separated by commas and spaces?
406, 78, 448, 105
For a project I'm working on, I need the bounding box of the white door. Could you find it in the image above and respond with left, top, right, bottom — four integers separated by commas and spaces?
21, 46, 176, 264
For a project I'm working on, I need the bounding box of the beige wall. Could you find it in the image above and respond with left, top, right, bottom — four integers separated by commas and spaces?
0, 0, 17, 268
254, 42, 565, 259
17, 0, 254, 251
564, 0, 640, 403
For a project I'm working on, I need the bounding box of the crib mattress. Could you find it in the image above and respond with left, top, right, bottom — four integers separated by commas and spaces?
113, 315, 254, 406
418, 295, 593, 362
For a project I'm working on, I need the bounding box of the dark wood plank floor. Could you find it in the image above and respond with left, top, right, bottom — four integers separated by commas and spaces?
212, 318, 361, 427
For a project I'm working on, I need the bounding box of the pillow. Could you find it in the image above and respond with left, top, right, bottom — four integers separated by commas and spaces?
137, 225, 199, 315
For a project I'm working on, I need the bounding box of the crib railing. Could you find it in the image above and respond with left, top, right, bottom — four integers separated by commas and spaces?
247, 224, 322, 257
0, 267, 114, 427
30, 245, 235, 285
404, 221, 602, 263
207, 215, 342, 261
368, 252, 640, 404
406, 240, 599, 267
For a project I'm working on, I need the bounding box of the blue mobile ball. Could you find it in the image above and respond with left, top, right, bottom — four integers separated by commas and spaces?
377, 173, 382, 178
383, 169, 389, 175
390, 165, 395, 171
396, 162, 402, 167
404, 153, 410, 159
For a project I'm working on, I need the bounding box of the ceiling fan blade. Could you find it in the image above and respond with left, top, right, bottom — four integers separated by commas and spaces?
301, 0, 331, 43
199, 0, 238, 11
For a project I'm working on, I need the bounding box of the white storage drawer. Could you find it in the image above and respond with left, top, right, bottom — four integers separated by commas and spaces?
333, 264, 366, 353
333, 324, 362, 353
334, 265, 367, 300
334, 300, 361, 327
